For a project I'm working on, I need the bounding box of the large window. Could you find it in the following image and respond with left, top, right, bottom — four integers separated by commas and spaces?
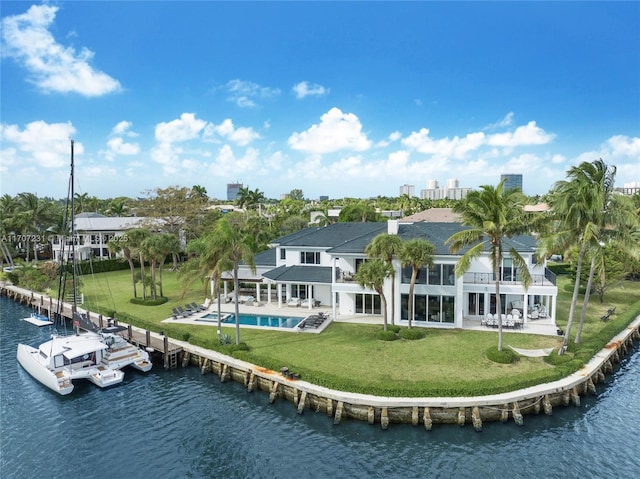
355, 293, 381, 314
401, 264, 456, 285
401, 266, 427, 284
402, 294, 455, 323
300, 251, 320, 264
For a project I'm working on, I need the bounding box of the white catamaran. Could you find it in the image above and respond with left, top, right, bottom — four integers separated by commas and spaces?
17, 140, 152, 395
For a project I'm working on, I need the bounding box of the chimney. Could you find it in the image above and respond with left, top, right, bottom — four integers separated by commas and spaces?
387, 219, 399, 235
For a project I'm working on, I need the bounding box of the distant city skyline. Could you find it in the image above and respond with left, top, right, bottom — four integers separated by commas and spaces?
1, 2, 638, 200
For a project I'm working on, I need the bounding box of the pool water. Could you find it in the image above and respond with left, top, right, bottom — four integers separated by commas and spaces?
197, 313, 304, 329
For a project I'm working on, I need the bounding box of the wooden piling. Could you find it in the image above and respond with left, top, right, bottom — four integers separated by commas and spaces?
269, 381, 279, 403
334, 401, 344, 425
570, 387, 580, 407
423, 407, 432, 431
367, 406, 375, 425
543, 395, 553, 415
297, 391, 307, 414
457, 408, 466, 426
512, 402, 523, 426
472, 406, 482, 432
247, 372, 256, 392
380, 407, 389, 430
411, 406, 419, 426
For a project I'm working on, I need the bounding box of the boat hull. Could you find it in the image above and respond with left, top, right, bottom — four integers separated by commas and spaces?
17, 344, 74, 395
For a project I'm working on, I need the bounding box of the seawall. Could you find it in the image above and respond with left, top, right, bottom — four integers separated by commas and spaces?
3, 282, 639, 430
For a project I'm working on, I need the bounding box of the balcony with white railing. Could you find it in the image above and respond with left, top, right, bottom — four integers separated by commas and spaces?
462, 268, 556, 286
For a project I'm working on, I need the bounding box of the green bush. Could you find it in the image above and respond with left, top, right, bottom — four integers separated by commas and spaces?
377, 330, 399, 341
399, 328, 426, 340
543, 350, 572, 366
388, 325, 401, 334
486, 346, 519, 364
219, 334, 233, 345
129, 296, 169, 306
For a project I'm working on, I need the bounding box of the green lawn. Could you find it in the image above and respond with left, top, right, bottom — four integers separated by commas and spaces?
80, 269, 640, 397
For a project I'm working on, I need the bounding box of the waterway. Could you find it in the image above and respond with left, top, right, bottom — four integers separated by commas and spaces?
1, 296, 639, 478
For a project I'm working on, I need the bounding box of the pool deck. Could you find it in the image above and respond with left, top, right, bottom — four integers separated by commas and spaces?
163, 300, 559, 336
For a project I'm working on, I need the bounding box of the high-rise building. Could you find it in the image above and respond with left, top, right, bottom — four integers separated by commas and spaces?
227, 182, 243, 201
420, 179, 470, 200
501, 174, 523, 192
399, 184, 415, 197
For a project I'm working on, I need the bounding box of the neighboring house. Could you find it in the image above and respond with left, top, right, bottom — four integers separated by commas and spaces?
51, 212, 151, 262
237, 220, 558, 329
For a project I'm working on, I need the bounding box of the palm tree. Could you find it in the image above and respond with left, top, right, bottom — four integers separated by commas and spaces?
182, 232, 233, 339
446, 181, 532, 351
399, 238, 435, 328
366, 233, 404, 325
108, 238, 137, 297
149, 233, 180, 298
16, 192, 55, 262
549, 159, 638, 349
354, 259, 393, 331
210, 217, 257, 345
126, 228, 151, 299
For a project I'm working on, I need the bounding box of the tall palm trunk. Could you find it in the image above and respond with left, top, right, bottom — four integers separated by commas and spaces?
389, 269, 396, 325
139, 252, 146, 300
408, 269, 418, 329
216, 279, 223, 339
561, 241, 587, 353
233, 266, 241, 345
575, 256, 596, 344
494, 250, 504, 352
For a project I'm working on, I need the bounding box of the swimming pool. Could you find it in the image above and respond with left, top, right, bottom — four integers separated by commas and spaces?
196, 313, 304, 329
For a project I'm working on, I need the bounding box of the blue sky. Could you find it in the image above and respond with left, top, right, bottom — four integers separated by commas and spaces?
1, 1, 639, 201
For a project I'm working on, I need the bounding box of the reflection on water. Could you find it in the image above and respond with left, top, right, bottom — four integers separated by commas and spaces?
1, 296, 639, 478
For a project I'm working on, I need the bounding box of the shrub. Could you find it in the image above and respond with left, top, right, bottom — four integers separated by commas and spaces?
544, 350, 572, 366
219, 334, 233, 345
377, 330, 399, 341
486, 346, 519, 364
399, 328, 426, 340
388, 325, 401, 334
129, 297, 169, 306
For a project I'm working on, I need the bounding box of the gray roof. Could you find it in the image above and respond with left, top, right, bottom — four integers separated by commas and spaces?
262, 265, 332, 284
272, 222, 387, 249
275, 221, 539, 257
254, 248, 276, 267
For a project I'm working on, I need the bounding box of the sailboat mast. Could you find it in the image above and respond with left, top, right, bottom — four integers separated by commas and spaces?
70, 139, 79, 333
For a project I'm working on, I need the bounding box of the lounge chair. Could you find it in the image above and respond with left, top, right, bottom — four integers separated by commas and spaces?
190, 302, 206, 312
177, 306, 192, 316
301, 298, 320, 308
287, 297, 301, 307
172, 307, 188, 319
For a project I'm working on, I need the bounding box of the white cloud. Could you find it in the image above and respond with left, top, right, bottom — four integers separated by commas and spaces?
0, 120, 79, 168
375, 130, 402, 148
106, 137, 140, 156
487, 121, 555, 147
484, 112, 514, 130
402, 128, 486, 159
209, 145, 260, 176
607, 135, 640, 157
288, 107, 372, 154
104, 121, 140, 160
155, 113, 206, 143
1, 5, 121, 96
292, 81, 329, 99
111, 121, 138, 137
203, 119, 261, 146
225, 79, 280, 108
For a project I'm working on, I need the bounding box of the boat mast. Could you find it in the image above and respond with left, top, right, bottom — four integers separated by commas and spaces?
70, 139, 79, 334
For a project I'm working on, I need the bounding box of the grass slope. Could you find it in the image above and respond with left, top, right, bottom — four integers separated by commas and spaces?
79, 269, 640, 397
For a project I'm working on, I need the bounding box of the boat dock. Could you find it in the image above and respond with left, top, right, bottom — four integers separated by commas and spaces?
1, 282, 182, 369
